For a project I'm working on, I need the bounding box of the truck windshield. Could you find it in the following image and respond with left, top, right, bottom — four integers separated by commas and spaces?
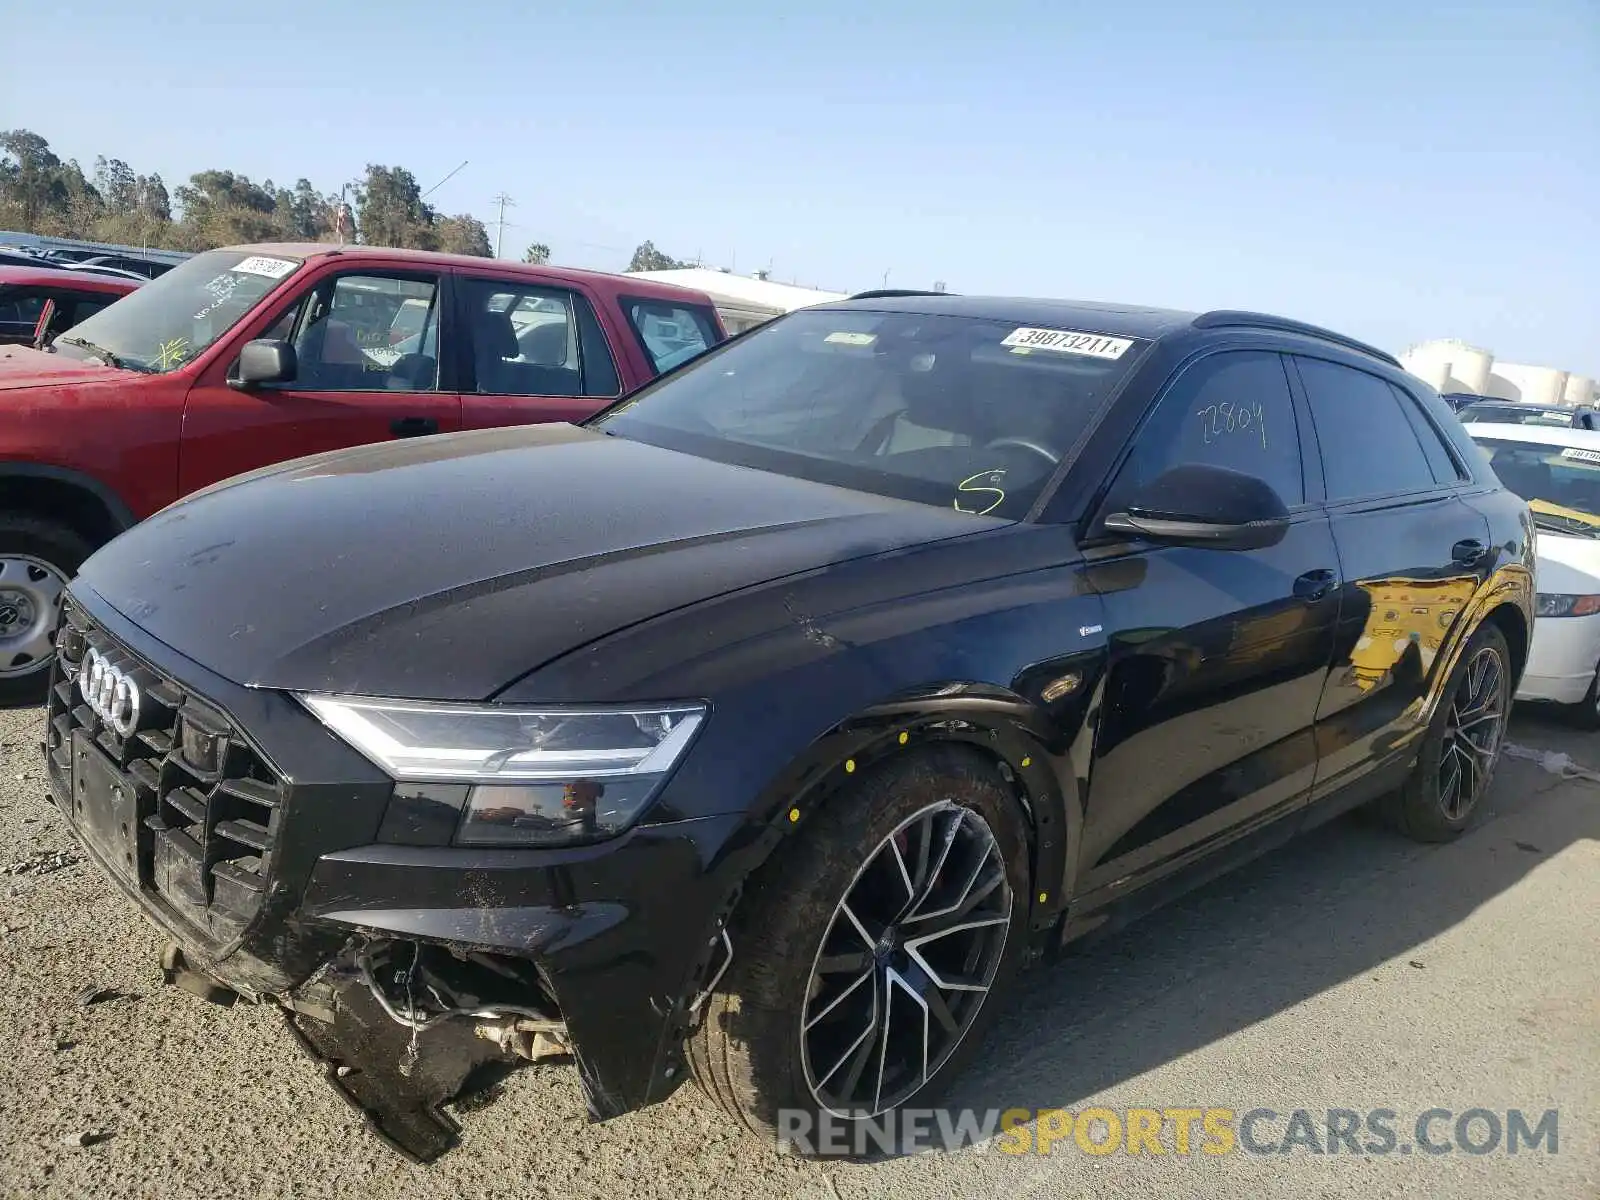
591, 307, 1147, 520
50, 249, 303, 373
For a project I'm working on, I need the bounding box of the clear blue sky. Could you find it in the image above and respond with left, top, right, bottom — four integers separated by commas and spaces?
4, 0, 1595, 372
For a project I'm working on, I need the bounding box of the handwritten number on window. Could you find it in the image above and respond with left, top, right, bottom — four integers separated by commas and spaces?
1197, 400, 1267, 450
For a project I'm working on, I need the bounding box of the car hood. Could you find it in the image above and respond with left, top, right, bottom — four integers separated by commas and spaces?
75, 423, 1003, 699
0, 343, 127, 390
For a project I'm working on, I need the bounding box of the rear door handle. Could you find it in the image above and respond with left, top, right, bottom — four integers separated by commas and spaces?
391, 416, 438, 438
1293, 568, 1338, 601
1452, 539, 1488, 566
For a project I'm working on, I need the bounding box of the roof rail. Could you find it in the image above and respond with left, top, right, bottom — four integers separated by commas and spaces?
847, 288, 956, 301
1193, 310, 1401, 367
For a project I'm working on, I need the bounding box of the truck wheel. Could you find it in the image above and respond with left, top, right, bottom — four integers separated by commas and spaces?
688, 745, 1029, 1155
0, 515, 92, 706
1383, 621, 1511, 842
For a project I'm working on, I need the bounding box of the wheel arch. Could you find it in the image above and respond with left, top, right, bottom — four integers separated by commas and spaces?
1480, 601, 1529, 692
706, 685, 1080, 960
0, 463, 136, 549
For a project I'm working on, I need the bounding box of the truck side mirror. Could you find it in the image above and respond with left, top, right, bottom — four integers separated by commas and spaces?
232, 339, 297, 389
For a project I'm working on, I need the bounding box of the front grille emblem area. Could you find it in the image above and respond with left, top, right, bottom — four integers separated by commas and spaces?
79, 647, 142, 738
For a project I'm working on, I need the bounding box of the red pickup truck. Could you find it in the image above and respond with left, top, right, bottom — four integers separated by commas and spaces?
0, 242, 727, 701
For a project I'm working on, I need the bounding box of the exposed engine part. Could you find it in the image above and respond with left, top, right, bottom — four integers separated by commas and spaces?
281, 937, 570, 1163
356, 941, 562, 1033
475, 1017, 570, 1062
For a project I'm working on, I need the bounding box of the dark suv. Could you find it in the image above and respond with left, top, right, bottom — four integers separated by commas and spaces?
44, 295, 1534, 1161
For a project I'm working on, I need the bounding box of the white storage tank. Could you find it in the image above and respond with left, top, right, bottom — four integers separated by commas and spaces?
1400, 339, 1492, 395
1490, 363, 1569, 407
1564, 374, 1596, 407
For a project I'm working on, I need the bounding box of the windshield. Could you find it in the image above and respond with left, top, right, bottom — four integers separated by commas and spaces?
50, 249, 302, 373
592, 308, 1146, 520
1473, 436, 1600, 536
1459, 403, 1571, 427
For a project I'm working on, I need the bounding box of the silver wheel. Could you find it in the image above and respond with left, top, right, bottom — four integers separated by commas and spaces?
799, 800, 1011, 1119
0, 553, 67, 679
1438, 644, 1507, 821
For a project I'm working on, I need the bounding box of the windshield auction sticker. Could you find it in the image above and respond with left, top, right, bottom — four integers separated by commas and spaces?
230, 255, 298, 279
1001, 327, 1133, 359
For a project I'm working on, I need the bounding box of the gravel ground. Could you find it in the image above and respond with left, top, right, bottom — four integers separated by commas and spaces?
1, 700, 1595, 1200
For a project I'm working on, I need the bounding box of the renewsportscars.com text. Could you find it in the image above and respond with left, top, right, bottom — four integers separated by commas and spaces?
775, 1106, 1561, 1158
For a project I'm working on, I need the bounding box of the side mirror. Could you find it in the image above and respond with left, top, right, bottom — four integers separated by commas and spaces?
1102, 463, 1291, 551
231, 338, 297, 389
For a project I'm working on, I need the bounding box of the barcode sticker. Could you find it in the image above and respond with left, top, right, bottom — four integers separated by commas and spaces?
1000, 327, 1134, 359
230, 255, 298, 279
1559, 447, 1600, 465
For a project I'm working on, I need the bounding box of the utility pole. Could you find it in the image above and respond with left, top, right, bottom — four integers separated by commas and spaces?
491, 192, 516, 258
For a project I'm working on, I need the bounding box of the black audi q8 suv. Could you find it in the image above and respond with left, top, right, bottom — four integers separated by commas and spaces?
46, 292, 1534, 1160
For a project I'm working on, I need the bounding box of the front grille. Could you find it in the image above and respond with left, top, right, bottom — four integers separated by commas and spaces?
47, 603, 285, 944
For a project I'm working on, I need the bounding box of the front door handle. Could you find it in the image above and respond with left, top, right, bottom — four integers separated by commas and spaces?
1452, 538, 1488, 566
1294, 568, 1338, 602
391, 416, 438, 438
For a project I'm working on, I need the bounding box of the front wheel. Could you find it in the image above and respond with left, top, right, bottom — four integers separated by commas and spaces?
688, 745, 1030, 1154
0, 515, 92, 707
1385, 621, 1512, 841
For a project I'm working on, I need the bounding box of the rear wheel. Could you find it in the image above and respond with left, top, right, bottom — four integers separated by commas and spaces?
1384, 621, 1511, 841
0, 515, 91, 706
688, 745, 1029, 1154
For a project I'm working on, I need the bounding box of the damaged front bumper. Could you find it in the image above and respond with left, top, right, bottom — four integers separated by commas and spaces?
42, 591, 742, 1162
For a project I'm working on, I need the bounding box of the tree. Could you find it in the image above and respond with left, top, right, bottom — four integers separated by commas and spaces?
0, 129, 68, 228
274, 178, 338, 241
627, 240, 687, 273
93, 156, 140, 216
436, 213, 491, 257
174, 169, 282, 246
523, 242, 551, 265
354, 164, 437, 249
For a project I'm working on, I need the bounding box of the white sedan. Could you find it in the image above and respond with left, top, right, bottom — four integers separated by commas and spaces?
1466, 422, 1600, 726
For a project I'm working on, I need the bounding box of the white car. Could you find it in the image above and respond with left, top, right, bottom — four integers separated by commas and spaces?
1466, 422, 1600, 725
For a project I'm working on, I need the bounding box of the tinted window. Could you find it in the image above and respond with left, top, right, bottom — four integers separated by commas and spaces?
462, 279, 620, 399
1113, 350, 1305, 506
573, 294, 621, 397
0, 288, 47, 328
1297, 358, 1436, 501
1391, 383, 1465, 484
625, 299, 719, 373
595, 308, 1146, 520
293, 274, 441, 392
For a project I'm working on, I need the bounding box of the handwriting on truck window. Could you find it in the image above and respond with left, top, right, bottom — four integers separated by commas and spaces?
1197, 400, 1267, 450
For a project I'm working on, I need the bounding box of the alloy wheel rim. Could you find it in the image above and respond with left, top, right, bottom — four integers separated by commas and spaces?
799, 800, 1012, 1119
1438, 644, 1506, 821
0, 554, 67, 679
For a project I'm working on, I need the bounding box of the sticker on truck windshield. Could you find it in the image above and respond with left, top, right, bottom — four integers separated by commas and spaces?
824, 331, 877, 346
230, 255, 298, 279
1559, 447, 1600, 465
1000, 327, 1133, 359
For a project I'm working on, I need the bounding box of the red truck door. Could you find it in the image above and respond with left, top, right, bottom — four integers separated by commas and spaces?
179, 265, 462, 496
454, 273, 628, 430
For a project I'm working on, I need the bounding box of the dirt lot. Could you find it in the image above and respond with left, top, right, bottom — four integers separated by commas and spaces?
1, 700, 1595, 1200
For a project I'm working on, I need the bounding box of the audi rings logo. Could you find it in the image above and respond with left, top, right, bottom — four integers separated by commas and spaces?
78, 648, 142, 737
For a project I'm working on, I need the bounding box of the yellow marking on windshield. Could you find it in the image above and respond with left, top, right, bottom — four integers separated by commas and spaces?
1529, 498, 1600, 527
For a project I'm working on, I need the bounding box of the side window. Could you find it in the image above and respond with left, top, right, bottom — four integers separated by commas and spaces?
625, 299, 719, 373
461, 278, 620, 399
1390, 382, 1465, 484
1112, 350, 1305, 507
1296, 358, 1436, 501
0, 289, 47, 333
292, 274, 441, 392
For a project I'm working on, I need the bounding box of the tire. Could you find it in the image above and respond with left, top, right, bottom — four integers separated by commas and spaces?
1563, 666, 1600, 731
1383, 620, 1512, 842
688, 744, 1030, 1156
0, 514, 93, 707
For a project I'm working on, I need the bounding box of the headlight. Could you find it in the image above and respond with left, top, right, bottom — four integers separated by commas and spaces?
298, 694, 705, 846
1535, 593, 1600, 618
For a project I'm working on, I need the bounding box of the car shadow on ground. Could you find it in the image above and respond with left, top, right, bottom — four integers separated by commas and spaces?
932, 716, 1598, 1130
